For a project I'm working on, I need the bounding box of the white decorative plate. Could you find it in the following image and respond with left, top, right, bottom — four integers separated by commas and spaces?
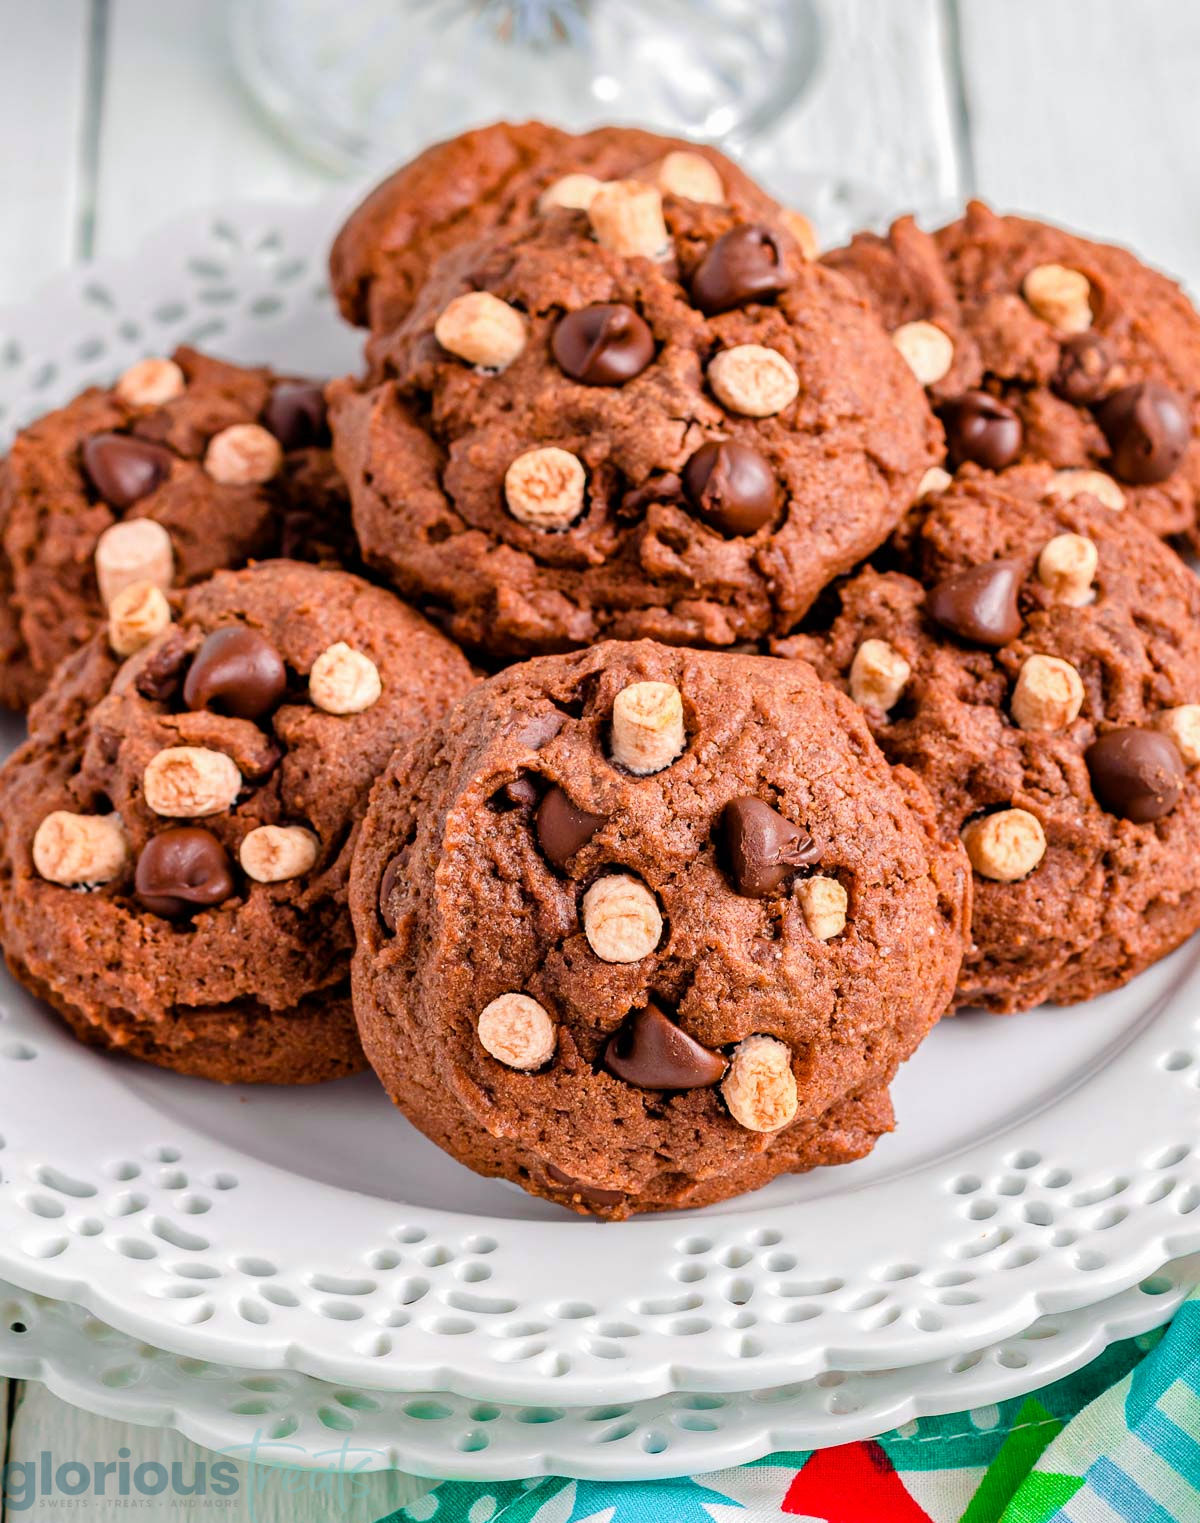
0, 1262, 1192, 1480
2, 199, 1200, 1407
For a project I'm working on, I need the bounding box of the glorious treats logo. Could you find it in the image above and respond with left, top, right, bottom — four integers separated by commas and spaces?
1, 1449, 240, 1510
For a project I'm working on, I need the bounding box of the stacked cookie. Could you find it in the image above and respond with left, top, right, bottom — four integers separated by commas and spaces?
3, 123, 1200, 1219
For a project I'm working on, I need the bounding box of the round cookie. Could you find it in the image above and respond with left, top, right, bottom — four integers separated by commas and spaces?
0, 347, 353, 711
350, 640, 969, 1218
329, 119, 802, 339
330, 198, 939, 658
823, 200, 1200, 543
782, 463, 1200, 1012
0, 561, 475, 1083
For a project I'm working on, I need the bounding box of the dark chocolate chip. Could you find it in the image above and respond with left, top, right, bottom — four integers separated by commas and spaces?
681, 440, 779, 536
505, 775, 541, 808
1095, 380, 1189, 485
926, 559, 1023, 647
262, 381, 330, 451
506, 711, 565, 749
603, 1003, 728, 1090
135, 827, 234, 917
535, 786, 606, 867
379, 850, 409, 934
544, 1165, 626, 1209
81, 433, 172, 510
721, 796, 820, 898
134, 631, 190, 702
552, 304, 654, 385
1085, 727, 1185, 822
938, 391, 1023, 470
690, 224, 789, 315
1053, 332, 1113, 404
182, 626, 287, 720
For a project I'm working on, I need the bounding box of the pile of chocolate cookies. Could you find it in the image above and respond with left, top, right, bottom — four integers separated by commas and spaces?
3, 121, 1199, 1219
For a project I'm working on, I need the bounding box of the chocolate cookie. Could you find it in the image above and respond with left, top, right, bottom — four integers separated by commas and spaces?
783, 463, 1200, 1012
0, 560, 474, 1083
330, 120, 804, 339
823, 200, 1200, 542
0, 347, 353, 711
350, 640, 969, 1218
330, 197, 938, 658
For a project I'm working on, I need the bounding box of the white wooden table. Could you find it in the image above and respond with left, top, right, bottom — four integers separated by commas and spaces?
1, 2, 1198, 1516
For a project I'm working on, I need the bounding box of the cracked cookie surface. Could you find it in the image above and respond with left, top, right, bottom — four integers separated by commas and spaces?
0, 560, 474, 1083
350, 639, 968, 1218
783, 463, 1200, 1012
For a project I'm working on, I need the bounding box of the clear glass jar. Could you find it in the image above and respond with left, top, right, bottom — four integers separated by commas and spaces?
232, 0, 823, 174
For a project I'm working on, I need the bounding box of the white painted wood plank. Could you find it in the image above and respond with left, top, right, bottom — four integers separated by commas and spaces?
1, 1377, 9, 1478
959, 0, 1200, 287
749, 0, 965, 216
0, 5, 91, 300
6, 1381, 431, 1522
93, 0, 331, 263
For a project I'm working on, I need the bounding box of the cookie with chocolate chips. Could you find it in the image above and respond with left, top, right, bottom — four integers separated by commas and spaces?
329, 120, 801, 340
782, 463, 1200, 1012
330, 185, 939, 658
350, 640, 968, 1218
0, 560, 474, 1083
823, 200, 1200, 542
0, 347, 355, 711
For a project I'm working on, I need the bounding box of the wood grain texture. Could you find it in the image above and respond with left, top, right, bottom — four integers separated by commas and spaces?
0, 4, 91, 297
959, 0, 1200, 287
5, 1382, 431, 1521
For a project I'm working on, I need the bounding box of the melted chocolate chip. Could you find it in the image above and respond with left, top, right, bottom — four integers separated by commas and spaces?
721, 797, 819, 898
544, 1165, 626, 1209
682, 440, 779, 536
1085, 727, 1185, 822
535, 786, 606, 867
938, 391, 1023, 471
504, 775, 541, 808
379, 849, 409, 933
134, 631, 190, 703
1053, 332, 1113, 404
81, 433, 172, 510
135, 828, 234, 917
603, 1003, 727, 1090
263, 381, 330, 451
926, 559, 1023, 647
552, 304, 654, 385
1095, 380, 1190, 485
690, 224, 789, 315
182, 626, 287, 720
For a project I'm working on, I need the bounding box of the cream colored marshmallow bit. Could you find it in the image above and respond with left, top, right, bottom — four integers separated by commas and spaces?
892, 321, 954, 386
107, 581, 172, 656
32, 811, 128, 886
797, 876, 848, 941
240, 825, 319, 883
309, 643, 382, 714
1037, 533, 1098, 607
115, 356, 185, 408
1156, 706, 1200, 767
94, 519, 174, 608
477, 993, 557, 1070
610, 681, 685, 774
504, 447, 586, 529
143, 747, 242, 818
652, 150, 723, 204
708, 345, 799, 417
962, 809, 1046, 882
538, 173, 604, 212
588, 180, 670, 260
780, 208, 818, 261
1022, 263, 1093, 332
722, 1035, 799, 1132
1048, 469, 1124, 512
1010, 655, 1085, 732
849, 638, 911, 713
204, 423, 283, 486
434, 291, 527, 370
582, 874, 663, 963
